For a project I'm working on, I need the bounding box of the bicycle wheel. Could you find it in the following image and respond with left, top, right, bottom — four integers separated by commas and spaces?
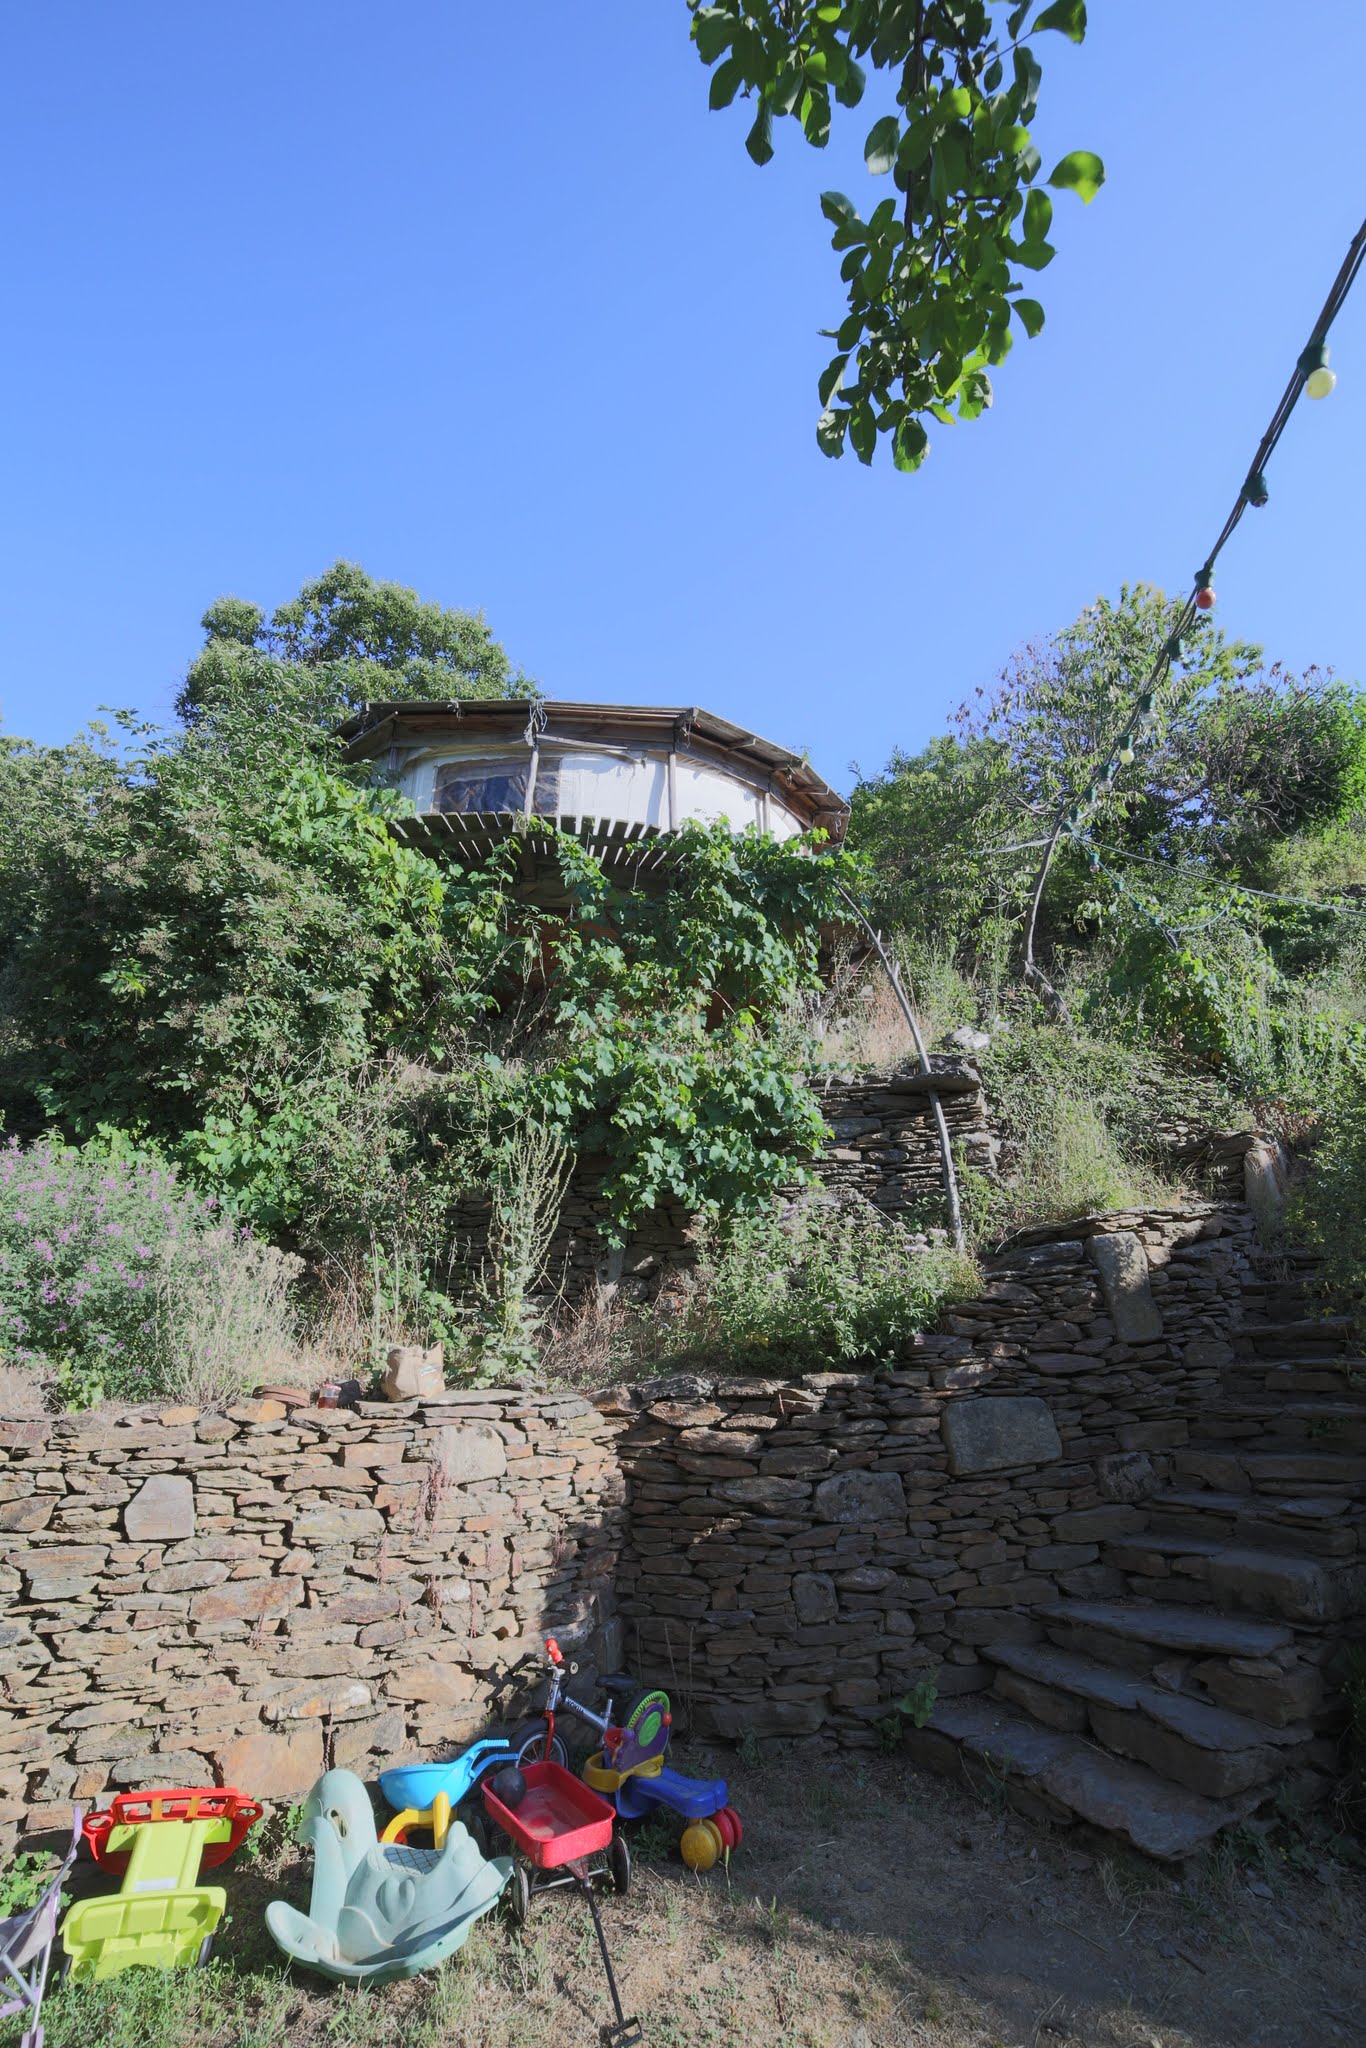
507, 1718, 568, 1769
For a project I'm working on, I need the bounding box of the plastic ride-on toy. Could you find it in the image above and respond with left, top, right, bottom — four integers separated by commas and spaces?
265, 1768, 511, 1985
63, 1789, 262, 1981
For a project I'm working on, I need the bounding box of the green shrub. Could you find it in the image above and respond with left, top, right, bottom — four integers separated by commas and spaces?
1290, 1088, 1366, 1318
677, 1197, 979, 1371
0, 1131, 301, 1407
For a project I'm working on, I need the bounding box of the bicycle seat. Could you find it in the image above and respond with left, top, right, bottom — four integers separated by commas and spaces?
598, 1674, 639, 1702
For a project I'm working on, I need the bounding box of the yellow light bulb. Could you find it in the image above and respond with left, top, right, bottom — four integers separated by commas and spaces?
1118, 742, 1135, 765
1305, 356, 1336, 400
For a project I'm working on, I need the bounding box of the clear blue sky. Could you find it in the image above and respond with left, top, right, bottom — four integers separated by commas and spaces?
2, 2, 1363, 796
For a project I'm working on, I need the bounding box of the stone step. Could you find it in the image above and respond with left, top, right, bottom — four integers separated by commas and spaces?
1241, 1316, 1357, 1353
1174, 1446, 1366, 1496
1147, 1488, 1362, 1557
1102, 1531, 1365, 1625
1220, 1370, 1366, 1404
904, 1692, 1261, 1859
1191, 1402, 1366, 1450
982, 1641, 1311, 1798
1035, 1597, 1293, 1672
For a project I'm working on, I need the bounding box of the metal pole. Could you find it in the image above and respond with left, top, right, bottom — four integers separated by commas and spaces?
833, 887, 965, 1252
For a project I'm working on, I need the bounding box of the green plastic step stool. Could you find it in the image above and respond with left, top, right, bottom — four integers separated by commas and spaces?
61, 1817, 229, 1981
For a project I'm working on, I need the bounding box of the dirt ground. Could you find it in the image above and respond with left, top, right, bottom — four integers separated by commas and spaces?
16, 1744, 1366, 2048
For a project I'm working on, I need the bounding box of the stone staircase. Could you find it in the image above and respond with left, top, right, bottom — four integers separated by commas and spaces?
908, 1259, 1365, 1860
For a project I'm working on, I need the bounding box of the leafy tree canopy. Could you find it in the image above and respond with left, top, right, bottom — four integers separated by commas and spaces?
847, 583, 1366, 1111
688, 0, 1104, 470
176, 560, 522, 728
0, 692, 860, 1255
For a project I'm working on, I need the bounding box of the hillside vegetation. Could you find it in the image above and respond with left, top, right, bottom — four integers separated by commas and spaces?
0, 570, 1361, 1408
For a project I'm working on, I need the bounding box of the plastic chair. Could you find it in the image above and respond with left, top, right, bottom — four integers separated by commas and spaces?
265, 1769, 511, 1985
0, 1808, 83, 2048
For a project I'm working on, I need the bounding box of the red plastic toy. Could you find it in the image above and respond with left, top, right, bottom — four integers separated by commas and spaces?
83, 1788, 263, 1873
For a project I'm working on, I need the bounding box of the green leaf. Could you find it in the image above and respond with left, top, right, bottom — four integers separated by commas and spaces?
1023, 188, 1053, 242
864, 114, 900, 175
818, 354, 849, 405
1011, 237, 1055, 269
1034, 0, 1087, 40
801, 82, 831, 146
1007, 1, 1032, 34
820, 189, 857, 226
708, 55, 745, 110
816, 407, 848, 458
746, 103, 774, 166
893, 417, 929, 471
848, 402, 876, 464
1047, 148, 1105, 201
692, 7, 734, 64
943, 86, 972, 118
1012, 44, 1042, 121
1013, 296, 1045, 336
835, 55, 866, 107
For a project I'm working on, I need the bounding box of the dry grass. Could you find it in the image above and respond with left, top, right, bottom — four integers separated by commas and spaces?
27, 1747, 1366, 2048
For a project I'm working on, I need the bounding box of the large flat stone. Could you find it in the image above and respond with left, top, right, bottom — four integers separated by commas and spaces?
1086, 1232, 1163, 1342
1037, 1599, 1292, 1659
983, 1640, 1146, 1711
215, 1722, 324, 1800
1037, 1743, 1256, 1860
436, 1422, 506, 1485
1087, 1704, 1281, 1799
288, 1505, 385, 1544
941, 1397, 1061, 1476
811, 1471, 906, 1522
124, 1474, 196, 1542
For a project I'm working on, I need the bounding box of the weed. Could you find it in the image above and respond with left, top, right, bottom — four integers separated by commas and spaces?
736, 1727, 763, 1772
0, 1849, 63, 1917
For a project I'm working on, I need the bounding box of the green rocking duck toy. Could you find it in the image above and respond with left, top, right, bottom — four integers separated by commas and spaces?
265, 1769, 510, 1985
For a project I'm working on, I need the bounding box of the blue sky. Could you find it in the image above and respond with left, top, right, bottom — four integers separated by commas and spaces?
2, 2, 1363, 796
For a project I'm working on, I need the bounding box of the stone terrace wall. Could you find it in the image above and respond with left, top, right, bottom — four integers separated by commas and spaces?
598, 1205, 1258, 1745
813, 1059, 997, 1219
0, 1391, 622, 1854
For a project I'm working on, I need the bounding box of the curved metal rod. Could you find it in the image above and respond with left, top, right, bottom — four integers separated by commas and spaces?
833, 886, 965, 1251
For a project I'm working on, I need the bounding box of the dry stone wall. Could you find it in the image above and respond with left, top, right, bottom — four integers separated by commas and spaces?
596, 1205, 1265, 1745
0, 1391, 622, 1855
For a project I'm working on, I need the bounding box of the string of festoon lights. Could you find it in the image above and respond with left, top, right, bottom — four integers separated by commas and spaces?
1022, 213, 1366, 1004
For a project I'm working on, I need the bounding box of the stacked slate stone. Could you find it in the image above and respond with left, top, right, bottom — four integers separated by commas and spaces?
813, 1059, 999, 1221
598, 1204, 1366, 1859
0, 1391, 623, 1857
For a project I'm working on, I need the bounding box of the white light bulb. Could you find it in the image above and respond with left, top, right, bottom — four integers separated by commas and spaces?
1306, 363, 1337, 399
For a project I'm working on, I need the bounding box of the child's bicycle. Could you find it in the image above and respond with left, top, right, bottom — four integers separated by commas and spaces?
494, 1638, 671, 1775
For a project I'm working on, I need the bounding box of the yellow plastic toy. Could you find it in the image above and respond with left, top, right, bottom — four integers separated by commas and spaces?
380, 1790, 452, 1849
679, 1819, 724, 1872
61, 1816, 229, 1980
581, 1750, 664, 1795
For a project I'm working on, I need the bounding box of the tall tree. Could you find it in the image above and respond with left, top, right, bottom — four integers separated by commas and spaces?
176, 560, 523, 727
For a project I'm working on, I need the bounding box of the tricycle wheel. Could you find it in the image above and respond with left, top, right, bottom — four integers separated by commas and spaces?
504, 1862, 531, 1927
609, 1831, 631, 1896
507, 1718, 568, 1769
196, 1934, 215, 1968
465, 1808, 491, 1857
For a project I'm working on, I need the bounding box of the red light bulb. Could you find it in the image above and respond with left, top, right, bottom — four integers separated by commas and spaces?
1195, 585, 1215, 610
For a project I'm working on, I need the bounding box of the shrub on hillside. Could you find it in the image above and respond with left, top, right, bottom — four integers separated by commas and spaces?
675, 1197, 979, 1371
0, 1133, 300, 1407
1290, 1087, 1366, 1318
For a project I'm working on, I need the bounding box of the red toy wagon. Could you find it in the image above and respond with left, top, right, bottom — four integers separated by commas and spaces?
482, 1760, 638, 2046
